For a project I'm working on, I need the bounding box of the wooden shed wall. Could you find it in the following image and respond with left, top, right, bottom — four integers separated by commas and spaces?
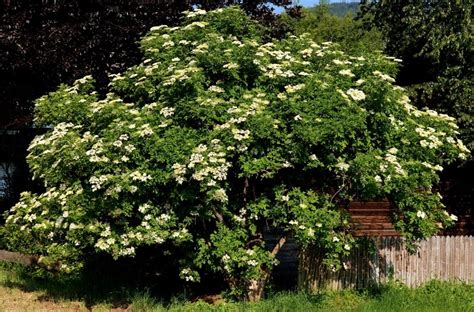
348, 201, 399, 236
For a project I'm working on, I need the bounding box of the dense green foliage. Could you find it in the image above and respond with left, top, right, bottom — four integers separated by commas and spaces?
360, 0, 474, 149
2, 7, 468, 300
280, 5, 383, 53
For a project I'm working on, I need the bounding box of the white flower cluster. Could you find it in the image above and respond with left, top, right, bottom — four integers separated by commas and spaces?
86, 140, 110, 163
415, 126, 445, 149
183, 21, 209, 30
28, 123, 81, 160
149, 24, 168, 32
373, 70, 395, 83
335, 160, 350, 172
129, 171, 152, 183
339, 69, 355, 77
333, 59, 352, 65
198, 96, 224, 107
346, 88, 366, 101
139, 124, 154, 137
183, 8, 207, 18
422, 108, 457, 122
180, 268, 195, 282
160, 107, 175, 117
163, 62, 201, 86
232, 128, 251, 141
285, 84, 305, 94
172, 141, 231, 202
192, 42, 209, 54
416, 210, 426, 219
223, 62, 239, 70
74, 74, 94, 86
212, 188, 229, 203
383, 148, 407, 176
443, 211, 458, 222
138, 203, 152, 214
208, 85, 225, 93
262, 63, 295, 79
172, 163, 187, 184
89, 175, 109, 192
421, 162, 443, 172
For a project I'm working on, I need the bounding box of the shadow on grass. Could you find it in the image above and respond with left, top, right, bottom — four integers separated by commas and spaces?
2, 263, 133, 309
0, 250, 194, 310
0, 246, 229, 310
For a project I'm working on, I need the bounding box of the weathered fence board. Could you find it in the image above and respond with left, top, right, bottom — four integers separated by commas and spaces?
299, 236, 474, 292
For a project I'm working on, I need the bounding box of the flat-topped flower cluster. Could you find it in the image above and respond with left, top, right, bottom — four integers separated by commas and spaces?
3, 7, 468, 297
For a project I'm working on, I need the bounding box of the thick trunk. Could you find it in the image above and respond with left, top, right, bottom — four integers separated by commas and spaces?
247, 278, 266, 302
245, 235, 287, 302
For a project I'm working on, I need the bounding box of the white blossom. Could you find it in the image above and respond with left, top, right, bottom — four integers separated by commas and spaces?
223, 62, 239, 70
208, 85, 225, 93
373, 70, 395, 82
336, 161, 350, 172
346, 88, 366, 101
160, 107, 175, 117
212, 188, 228, 203
416, 210, 426, 219
339, 69, 355, 77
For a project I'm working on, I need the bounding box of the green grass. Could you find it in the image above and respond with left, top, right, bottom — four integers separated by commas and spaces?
1, 263, 473, 312
129, 284, 474, 312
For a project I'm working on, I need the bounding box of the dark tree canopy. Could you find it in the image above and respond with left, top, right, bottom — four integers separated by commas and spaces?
0, 0, 292, 128
359, 0, 474, 149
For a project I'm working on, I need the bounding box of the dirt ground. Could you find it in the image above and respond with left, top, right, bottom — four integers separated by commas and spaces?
0, 286, 128, 312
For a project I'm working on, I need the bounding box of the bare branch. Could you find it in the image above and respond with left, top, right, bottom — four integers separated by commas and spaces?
331, 176, 345, 203
213, 210, 224, 223
271, 235, 287, 257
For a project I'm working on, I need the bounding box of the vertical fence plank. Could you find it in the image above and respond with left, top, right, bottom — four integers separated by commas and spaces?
454, 236, 458, 281
351, 247, 356, 289
435, 236, 440, 280
466, 236, 471, 281
445, 236, 449, 282
460, 236, 464, 280
414, 244, 419, 287
402, 239, 407, 285
424, 238, 429, 285
390, 237, 396, 282
469, 237, 472, 281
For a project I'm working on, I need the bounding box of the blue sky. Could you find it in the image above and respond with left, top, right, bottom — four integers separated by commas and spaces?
294, 0, 359, 6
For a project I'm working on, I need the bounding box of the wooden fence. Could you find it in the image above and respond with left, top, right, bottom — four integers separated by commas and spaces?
298, 236, 474, 292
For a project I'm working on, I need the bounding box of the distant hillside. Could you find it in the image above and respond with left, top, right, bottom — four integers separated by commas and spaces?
318, 3, 360, 17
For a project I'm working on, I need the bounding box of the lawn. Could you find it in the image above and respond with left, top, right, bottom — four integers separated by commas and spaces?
0, 263, 473, 311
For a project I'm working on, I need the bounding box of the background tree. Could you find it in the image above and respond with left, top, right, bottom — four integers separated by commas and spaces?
279, 4, 383, 53
359, 0, 474, 149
